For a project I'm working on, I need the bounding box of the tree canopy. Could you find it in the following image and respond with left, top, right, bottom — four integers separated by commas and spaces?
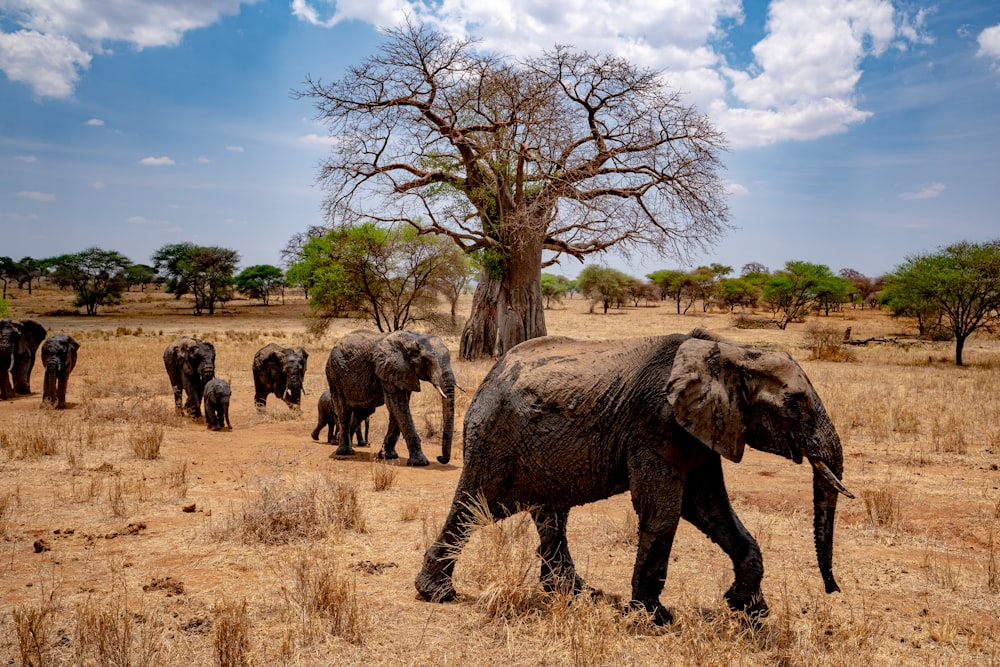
235, 264, 285, 305
300, 20, 729, 358
49, 247, 131, 315
883, 241, 1000, 365
152, 243, 240, 315
286, 223, 468, 332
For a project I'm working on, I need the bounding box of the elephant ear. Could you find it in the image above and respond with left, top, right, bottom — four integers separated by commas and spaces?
373, 333, 421, 392
666, 337, 747, 463
17, 320, 47, 352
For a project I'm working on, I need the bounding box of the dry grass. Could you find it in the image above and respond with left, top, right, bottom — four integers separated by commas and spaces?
1, 288, 999, 666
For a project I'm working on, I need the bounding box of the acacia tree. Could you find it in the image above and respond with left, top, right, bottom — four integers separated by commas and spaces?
884, 241, 1000, 365
300, 21, 728, 358
152, 244, 239, 315
235, 264, 285, 305
49, 248, 131, 315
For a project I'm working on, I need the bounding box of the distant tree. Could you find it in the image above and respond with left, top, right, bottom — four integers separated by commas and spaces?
432, 245, 475, 326
715, 277, 760, 312
49, 247, 131, 315
883, 241, 1000, 365
540, 273, 571, 309
235, 264, 285, 305
741, 261, 769, 275
647, 269, 689, 314
287, 223, 467, 332
12, 257, 42, 293
0, 256, 13, 299
626, 279, 658, 307
839, 268, 882, 310
151, 242, 197, 293
121, 264, 157, 292
761, 261, 841, 329
578, 265, 631, 314
152, 243, 239, 315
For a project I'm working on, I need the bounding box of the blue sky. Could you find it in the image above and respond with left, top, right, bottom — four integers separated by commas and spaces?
2, 0, 999, 280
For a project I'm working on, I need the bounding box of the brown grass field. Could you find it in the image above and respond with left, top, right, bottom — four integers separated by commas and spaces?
1, 286, 998, 666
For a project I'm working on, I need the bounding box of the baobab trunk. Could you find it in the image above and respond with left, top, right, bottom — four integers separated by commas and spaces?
460, 252, 547, 360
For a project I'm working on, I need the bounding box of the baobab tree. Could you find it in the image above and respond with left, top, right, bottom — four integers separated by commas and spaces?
300, 21, 729, 358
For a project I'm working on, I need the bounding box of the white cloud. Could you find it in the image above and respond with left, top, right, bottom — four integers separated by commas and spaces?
298, 133, 339, 147
196, 156, 211, 163
17, 191, 56, 202
14, 155, 38, 163
226, 145, 245, 152
91, 181, 105, 189
725, 182, 750, 196
128, 216, 150, 224
139, 156, 175, 166
86, 118, 104, 126
978, 24, 1000, 68
899, 182, 945, 200
293, 0, 919, 148
0, 1, 256, 98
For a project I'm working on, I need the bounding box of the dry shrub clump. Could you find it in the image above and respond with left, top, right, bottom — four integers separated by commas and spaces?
12, 603, 55, 667
74, 597, 162, 667
280, 552, 369, 647
229, 475, 367, 544
128, 422, 164, 460
807, 325, 857, 362
0, 412, 62, 458
861, 477, 904, 532
371, 459, 398, 491
214, 597, 251, 667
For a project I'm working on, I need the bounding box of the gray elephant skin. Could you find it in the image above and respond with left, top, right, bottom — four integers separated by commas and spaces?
40, 333, 79, 409
311, 389, 369, 447
252, 343, 308, 410
325, 330, 455, 467
163, 337, 216, 418
415, 329, 854, 625
203, 377, 232, 431
0, 318, 47, 399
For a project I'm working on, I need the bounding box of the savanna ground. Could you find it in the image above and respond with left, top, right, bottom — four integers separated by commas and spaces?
0, 285, 998, 666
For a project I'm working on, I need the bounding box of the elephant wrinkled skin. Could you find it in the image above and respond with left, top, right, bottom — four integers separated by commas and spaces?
0, 318, 46, 399
252, 343, 308, 410
415, 329, 854, 625
163, 337, 216, 418
325, 330, 455, 467
203, 377, 233, 431
40, 334, 79, 409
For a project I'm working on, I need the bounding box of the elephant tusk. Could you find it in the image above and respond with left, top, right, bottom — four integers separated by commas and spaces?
810, 459, 856, 499
435, 385, 447, 399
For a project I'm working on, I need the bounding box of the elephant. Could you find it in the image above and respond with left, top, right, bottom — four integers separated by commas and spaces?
324, 329, 456, 466
163, 337, 216, 418
203, 377, 232, 431
40, 334, 79, 409
252, 343, 308, 410
311, 389, 370, 447
0, 318, 46, 399
415, 329, 854, 625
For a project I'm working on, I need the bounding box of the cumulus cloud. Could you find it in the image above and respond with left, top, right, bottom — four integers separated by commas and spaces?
86, 118, 104, 126
725, 182, 750, 196
139, 156, 175, 166
298, 133, 339, 147
978, 24, 1000, 68
196, 156, 211, 163
899, 182, 945, 200
0, 1, 254, 99
15, 155, 37, 163
17, 191, 56, 202
293, 0, 921, 148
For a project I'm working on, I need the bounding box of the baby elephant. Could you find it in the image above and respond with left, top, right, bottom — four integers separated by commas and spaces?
312, 389, 369, 447
203, 378, 232, 431
41, 333, 79, 409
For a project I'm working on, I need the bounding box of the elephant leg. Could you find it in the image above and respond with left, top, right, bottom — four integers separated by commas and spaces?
57, 374, 68, 409
253, 376, 267, 411
415, 488, 516, 602
628, 449, 685, 626
350, 413, 368, 447
531, 507, 588, 594
681, 455, 767, 619
383, 388, 428, 466
378, 415, 401, 460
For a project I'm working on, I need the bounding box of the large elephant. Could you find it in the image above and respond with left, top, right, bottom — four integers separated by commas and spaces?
0, 318, 46, 399
40, 334, 79, 409
163, 337, 216, 418
325, 329, 456, 467
203, 377, 232, 431
252, 343, 308, 410
415, 329, 854, 625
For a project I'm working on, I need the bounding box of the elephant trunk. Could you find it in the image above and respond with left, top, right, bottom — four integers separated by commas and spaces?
807, 410, 854, 594
200, 363, 215, 382
42, 357, 59, 403
435, 370, 456, 465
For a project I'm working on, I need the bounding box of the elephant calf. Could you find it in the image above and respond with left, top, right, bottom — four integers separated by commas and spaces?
311, 389, 369, 447
40, 333, 79, 409
203, 378, 232, 431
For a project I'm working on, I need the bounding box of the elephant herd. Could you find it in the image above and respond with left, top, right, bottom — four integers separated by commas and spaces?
162, 330, 456, 467
3, 319, 856, 627
1, 318, 80, 409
